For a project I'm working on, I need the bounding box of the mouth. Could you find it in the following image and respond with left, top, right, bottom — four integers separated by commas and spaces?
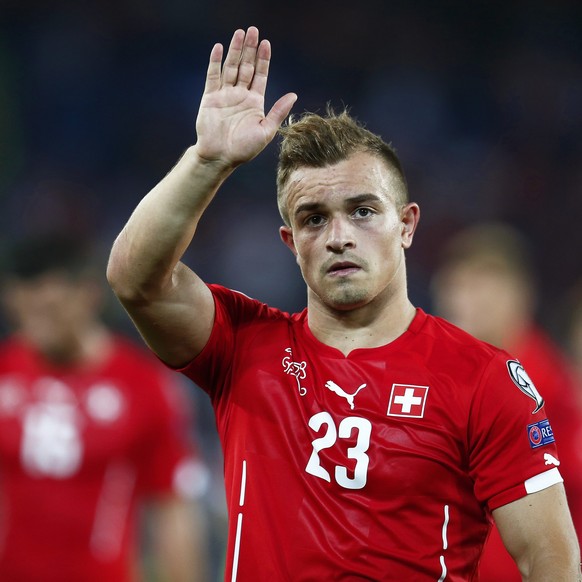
326, 261, 361, 277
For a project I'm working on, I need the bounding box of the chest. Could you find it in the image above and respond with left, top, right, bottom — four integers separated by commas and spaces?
0, 367, 146, 478
219, 338, 471, 500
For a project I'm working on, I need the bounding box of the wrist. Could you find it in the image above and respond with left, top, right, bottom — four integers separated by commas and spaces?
186, 145, 239, 176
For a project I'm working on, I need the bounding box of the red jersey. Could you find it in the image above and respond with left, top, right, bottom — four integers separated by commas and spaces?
180, 285, 563, 581
0, 335, 201, 582
478, 325, 582, 582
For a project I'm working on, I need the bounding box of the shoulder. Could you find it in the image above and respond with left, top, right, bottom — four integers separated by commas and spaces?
208, 283, 296, 324
417, 314, 548, 416
413, 310, 510, 380
0, 337, 34, 365
417, 310, 502, 357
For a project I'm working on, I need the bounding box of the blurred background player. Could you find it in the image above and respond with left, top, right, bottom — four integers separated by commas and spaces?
563, 280, 582, 384
0, 233, 210, 582
430, 221, 582, 582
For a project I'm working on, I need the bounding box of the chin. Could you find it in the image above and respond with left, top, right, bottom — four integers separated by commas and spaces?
325, 288, 370, 311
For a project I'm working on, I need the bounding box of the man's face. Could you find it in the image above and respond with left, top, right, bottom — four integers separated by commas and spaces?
2, 270, 99, 360
279, 151, 418, 312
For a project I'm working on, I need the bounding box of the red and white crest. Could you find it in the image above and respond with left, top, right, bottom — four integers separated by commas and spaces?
387, 384, 429, 418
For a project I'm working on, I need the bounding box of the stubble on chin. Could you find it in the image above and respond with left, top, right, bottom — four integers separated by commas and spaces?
319, 280, 370, 311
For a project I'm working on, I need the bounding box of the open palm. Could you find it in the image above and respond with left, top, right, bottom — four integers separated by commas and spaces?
195, 27, 297, 167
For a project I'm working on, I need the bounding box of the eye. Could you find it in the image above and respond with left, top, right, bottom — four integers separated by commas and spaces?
305, 215, 325, 226
353, 207, 374, 218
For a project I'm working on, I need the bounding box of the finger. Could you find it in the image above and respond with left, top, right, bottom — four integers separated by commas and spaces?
249, 39, 271, 96
204, 43, 224, 94
263, 92, 298, 133
236, 26, 260, 88
222, 29, 245, 86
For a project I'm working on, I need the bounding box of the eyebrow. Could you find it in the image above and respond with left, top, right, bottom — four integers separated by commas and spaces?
293, 193, 383, 218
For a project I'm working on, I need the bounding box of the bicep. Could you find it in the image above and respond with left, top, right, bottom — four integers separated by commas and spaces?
492, 483, 580, 580
118, 262, 215, 368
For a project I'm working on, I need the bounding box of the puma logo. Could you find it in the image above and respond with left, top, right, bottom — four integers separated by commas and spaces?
543, 453, 560, 466
324, 380, 367, 410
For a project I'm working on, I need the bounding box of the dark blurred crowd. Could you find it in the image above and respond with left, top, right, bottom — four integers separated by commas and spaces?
1, 1, 582, 580
1, 0, 581, 316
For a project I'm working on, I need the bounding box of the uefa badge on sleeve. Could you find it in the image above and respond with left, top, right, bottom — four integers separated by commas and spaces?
527, 419, 555, 449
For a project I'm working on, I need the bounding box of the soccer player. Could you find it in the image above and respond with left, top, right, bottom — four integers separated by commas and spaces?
430, 221, 582, 581
107, 26, 581, 580
0, 233, 209, 582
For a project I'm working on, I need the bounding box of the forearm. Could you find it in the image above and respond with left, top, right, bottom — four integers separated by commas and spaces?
107, 146, 233, 300
519, 534, 581, 581
151, 499, 209, 582
108, 26, 295, 304
521, 555, 581, 581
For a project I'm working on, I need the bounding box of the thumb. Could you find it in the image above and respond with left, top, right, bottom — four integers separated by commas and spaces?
263, 92, 298, 133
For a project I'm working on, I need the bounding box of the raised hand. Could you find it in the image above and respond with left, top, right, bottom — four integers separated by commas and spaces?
195, 27, 297, 168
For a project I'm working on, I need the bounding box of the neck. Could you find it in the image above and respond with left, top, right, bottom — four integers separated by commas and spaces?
31, 323, 113, 368
307, 289, 417, 356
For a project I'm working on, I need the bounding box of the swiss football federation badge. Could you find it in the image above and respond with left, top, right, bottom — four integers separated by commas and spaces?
387, 384, 429, 418
507, 360, 544, 414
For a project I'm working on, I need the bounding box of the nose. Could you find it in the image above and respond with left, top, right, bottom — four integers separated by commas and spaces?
325, 217, 355, 253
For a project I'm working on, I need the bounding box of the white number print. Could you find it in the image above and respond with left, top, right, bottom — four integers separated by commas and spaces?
21, 402, 82, 478
305, 411, 372, 490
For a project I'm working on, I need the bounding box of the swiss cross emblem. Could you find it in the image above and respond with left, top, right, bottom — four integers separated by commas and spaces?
387, 384, 429, 418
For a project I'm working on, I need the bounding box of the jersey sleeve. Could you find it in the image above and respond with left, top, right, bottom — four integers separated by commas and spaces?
177, 284, 270, 399
468, 351, 563, 511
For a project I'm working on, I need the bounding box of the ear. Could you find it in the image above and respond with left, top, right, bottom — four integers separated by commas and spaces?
400, 203, 420, 249
279, 226, 298, 257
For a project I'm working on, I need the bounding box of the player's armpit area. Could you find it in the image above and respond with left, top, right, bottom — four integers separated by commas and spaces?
492, 483, 581, 581
115, 265, 216, 369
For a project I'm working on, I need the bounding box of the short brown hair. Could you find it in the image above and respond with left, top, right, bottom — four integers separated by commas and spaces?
276, 107, 408, 225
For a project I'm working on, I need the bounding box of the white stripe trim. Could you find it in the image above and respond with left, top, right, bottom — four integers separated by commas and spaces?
441, 505, 449, 550
525, 467, 563, 494
90, 462, 136, 560
438, 556, 447, 582
231, 461, 247, 581
239, 460, 247, 506
231, 513, 243, 582
437, 504, 449, 581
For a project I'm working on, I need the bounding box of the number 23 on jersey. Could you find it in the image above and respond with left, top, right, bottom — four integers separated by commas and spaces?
305, 412, 372, 490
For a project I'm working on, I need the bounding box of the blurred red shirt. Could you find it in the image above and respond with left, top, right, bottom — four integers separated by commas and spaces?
0, 336, 202, 582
